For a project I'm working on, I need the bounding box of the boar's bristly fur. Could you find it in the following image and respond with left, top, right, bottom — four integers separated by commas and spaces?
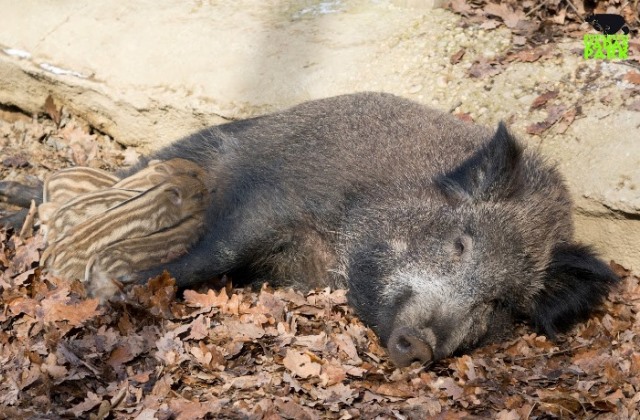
118, 92, 618, 367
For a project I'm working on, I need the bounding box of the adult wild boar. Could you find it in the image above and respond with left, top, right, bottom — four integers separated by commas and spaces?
0, 92, 618, 367
119, 92, 618, 366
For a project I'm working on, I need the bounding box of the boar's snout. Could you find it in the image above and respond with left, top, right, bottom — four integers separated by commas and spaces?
387, 326, 434, 367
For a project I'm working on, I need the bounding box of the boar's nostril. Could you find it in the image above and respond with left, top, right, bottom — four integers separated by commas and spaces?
387, 327, 433, 367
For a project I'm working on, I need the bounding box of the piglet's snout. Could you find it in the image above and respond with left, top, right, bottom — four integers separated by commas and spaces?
387, 326, 433, 367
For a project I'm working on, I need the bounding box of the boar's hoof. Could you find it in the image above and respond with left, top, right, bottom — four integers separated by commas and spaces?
387, 327, 433, 367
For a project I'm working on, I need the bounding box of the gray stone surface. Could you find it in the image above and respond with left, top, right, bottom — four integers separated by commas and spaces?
0, 0, 638, 271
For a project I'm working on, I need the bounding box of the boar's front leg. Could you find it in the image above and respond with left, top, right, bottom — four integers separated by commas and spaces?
0, 181, 43, 229
0, 167, 120, 230
0, 180, 43, 208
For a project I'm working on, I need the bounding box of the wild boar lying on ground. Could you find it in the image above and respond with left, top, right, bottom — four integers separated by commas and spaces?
1, 92, 618, 367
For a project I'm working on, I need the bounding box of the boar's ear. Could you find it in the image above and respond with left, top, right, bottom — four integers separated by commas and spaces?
437, 122, 523, 201
530, 243, 619, 338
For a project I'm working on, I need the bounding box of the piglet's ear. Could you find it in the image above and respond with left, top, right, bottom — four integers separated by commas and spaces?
437, 122, 524, 202
530, 243, 619, 338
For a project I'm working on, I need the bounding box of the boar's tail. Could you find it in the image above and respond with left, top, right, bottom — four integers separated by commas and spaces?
530, 243, 620, 338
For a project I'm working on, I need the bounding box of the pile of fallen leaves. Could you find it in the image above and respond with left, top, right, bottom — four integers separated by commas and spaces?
1, 222, 640, 418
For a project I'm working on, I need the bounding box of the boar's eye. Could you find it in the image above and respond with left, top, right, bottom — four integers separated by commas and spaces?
452, 234, 473, 260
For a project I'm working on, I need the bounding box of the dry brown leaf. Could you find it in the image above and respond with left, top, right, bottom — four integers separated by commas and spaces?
66, 391, 102, 417
8, 296, 38, 317
42, 297, 101, 327
405, 396, 441, 415
454, 112, 474, 123
372, 382, 415, 398
57, 123, 98, 166
249, 288, 286, 322
223, 293, 241, 315
223, 319, 265, 340
556, 107, 577, 134
135, 408, 158, 419
184, 287, 228, 309
190, 342, 225, 369
479, 20, 500, 30
107, 344, 139, 368
8, 236, 41, 274
187, 314, 210, 340
447, 0, 472, 15
450, 48, 465, 64
513, 48, 545, 62
512, 35, 527, 46
468, 58, 502, 78
151, 373, 174, 397
320, 359, 347, 387
496, 409, 521, 420
625, 71, 640, 85
454, 355, 477, 381
530, 90, 559, 111
223, 372, 271, 391
313, 383, 356, 406
433, 377, 464, 400
536, 389, 582, 415
283, 349, 321, 379
169, 398, 214, 420
295, 332, 328, 352
44, 95, 61, 126
41, 354, 69, 380
274, 398, 316, 420
131, 271, 177, 318
155, 332, 188, 366
483, 3, 524, 29
526, 104, 566, 135
550, 8, 566, 25
333, 333, 362, 364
